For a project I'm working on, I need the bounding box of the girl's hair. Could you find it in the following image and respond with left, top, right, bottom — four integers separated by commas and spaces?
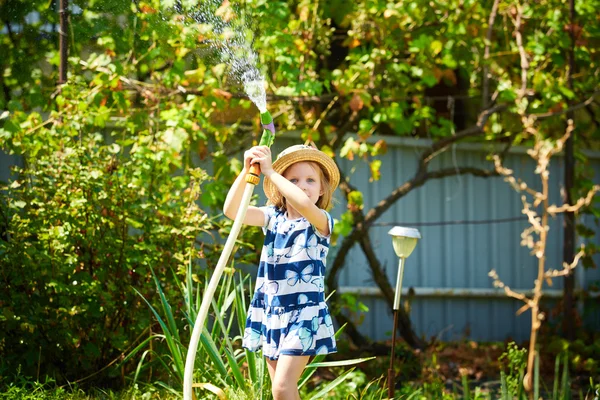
271, 161, 334, 211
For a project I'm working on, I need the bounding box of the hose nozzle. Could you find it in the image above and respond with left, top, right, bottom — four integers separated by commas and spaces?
247, 111, 276, 184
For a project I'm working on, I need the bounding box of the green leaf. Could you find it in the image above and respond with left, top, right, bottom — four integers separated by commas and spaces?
442, 53, 458, 69
12, 200, 26, 208
306, 356, 375, 368
430, 40, 443, 55
307, 367, 356, 400
558, 86, 575, 99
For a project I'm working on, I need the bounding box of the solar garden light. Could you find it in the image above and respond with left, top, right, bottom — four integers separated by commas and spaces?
387, 226, 421, 399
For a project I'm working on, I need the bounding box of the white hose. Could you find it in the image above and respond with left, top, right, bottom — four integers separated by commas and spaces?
183, 183, 255, 400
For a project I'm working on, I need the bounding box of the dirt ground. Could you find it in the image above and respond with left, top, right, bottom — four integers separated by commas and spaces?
319, 339, 597, 396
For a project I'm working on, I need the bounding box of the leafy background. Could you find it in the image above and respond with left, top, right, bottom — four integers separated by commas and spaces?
1, 0, 599, 389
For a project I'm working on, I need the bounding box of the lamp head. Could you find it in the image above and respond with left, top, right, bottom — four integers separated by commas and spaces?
388, 226, 421, 258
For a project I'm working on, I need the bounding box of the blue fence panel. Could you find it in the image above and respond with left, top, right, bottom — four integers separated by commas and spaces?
1, 133, 598, 343
330, 135, 600, 342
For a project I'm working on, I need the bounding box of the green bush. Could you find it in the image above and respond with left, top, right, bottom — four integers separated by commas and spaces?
0, 80, 214, 384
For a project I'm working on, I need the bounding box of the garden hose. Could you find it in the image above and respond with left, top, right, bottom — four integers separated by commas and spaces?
183, 110, 275, 400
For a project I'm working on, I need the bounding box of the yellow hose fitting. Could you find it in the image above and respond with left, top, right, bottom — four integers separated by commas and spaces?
245, 173, 260, 185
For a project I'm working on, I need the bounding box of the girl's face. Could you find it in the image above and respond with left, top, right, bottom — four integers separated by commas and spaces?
283, 161, 324, 205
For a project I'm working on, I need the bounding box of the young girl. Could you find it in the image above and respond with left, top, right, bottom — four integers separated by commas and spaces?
223, 144, 340, 400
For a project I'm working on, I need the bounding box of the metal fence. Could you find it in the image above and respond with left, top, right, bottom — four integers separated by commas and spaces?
2, 133, 599, 343
321, 135, 600, 342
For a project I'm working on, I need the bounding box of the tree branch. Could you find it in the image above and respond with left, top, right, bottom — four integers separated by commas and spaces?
425, 167, 499, 180
482, 0, 501, 109
513, 5, 530, 98
357, 232, 426, 349
547, 185, 600, 215
531, 90, 600, 120
362, 166, 499, 228
326, 173, 372, 348
545, 248, 585, 278
419, 103, 507, 166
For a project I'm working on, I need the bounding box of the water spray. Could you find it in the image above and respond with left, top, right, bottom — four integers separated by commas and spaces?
172, 3, 276, 397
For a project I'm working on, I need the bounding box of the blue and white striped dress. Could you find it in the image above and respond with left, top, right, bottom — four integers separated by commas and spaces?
242, 205, 337, 360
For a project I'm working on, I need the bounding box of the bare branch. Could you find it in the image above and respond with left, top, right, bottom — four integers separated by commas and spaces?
523, 119, 573, 175
547, 185, 600, 215
312, 95, 339, 132
329, 111, 359, 151
545, 248, 585, 278
488, 270, 534, 306
493, 155, 541, 198
482, 0, 501, 108
513, 5, 530, 99
520, 199, 544, 234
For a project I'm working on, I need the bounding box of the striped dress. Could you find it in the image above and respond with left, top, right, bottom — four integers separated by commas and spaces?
242, 205, 337, 360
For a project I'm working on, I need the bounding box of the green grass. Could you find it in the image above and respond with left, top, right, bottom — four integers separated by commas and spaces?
0, 381, 179, 400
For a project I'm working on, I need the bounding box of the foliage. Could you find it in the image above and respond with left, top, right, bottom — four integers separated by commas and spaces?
337, 293, 370, 326
546, 335, 600, 377
0, 8, 225, 381
0, 382, 179, 400
300, 369, 387, 400
1, 0, 600, 390
498, 342, 527, 397
2, 349, 600, 400
125, 265, 268, 397
124, 258, 375, 398
0, 94, 214, 384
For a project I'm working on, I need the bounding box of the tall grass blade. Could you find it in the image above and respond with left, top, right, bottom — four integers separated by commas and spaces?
243, 340, 258, 384
561, 352, 570, 399
307, 367, 356, 400
133, 287, 185, 382
258, 354, 268, 400
501, 371, 509, 400
517, 368, 524, 400
132, 349, 152, 385
155, 380, 182, 396
359, 376, 384, 400
224, 347, 247, 391
199, 329, 229, 381
534, 350, 539, 400
234, 274, 257, 383
306, 357, 376, 368
193, 382, 227, 400
186, 256, 195, 321
150, 267, 182, 345
211, 297, 236, 354
462, 374, 471, 400
553, 354, 560, 400
132, 348, 178, 387
405, 389, 423, 400
121, 336, 154, 364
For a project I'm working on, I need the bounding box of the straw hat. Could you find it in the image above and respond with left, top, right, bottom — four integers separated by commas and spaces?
263, 144, 340, 205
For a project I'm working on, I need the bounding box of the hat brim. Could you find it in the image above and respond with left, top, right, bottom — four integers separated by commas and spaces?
263, 148, 340, 205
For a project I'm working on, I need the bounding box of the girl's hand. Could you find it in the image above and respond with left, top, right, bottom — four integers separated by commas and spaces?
243, 146, 273, 175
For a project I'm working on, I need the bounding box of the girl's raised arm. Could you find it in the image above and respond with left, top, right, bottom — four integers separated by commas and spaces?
223, 148, 267, 227
264, 172, 329, 235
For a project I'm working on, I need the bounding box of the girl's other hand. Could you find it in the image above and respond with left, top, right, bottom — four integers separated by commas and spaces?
243, 146, 273, 175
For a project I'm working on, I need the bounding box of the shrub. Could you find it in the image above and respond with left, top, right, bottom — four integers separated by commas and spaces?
0, 81, 214, 385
